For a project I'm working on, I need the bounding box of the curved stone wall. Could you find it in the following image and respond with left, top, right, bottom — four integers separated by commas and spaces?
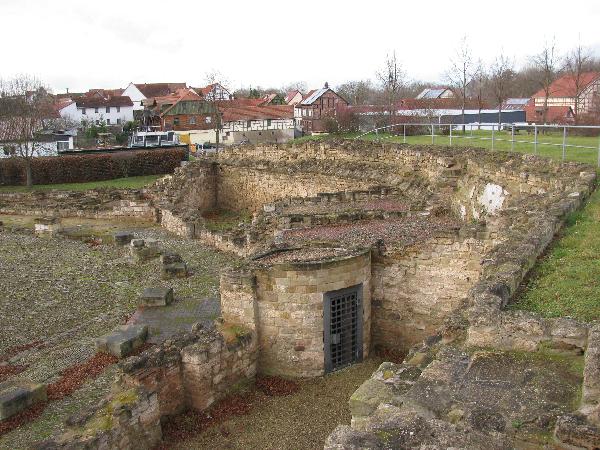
221, 248, 372, 377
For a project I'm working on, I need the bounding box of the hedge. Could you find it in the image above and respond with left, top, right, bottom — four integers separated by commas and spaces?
0, 147, 187, 186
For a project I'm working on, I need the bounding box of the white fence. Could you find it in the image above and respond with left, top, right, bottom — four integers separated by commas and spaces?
356, 123, 600, 167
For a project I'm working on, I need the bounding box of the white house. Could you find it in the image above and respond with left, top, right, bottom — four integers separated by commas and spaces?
0, 133, 74, 158
60, 96, 134, 125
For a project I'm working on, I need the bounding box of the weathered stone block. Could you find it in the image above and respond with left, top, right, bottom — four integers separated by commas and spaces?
349, 377, 394, 419
162, 262, 188, 279
161, 252, 183, 265
0, 380, 47, 420
96, 324, 148, 358
133, 246, 161, 262
131, 238, 145, 248
139, 287, 174, 307
114, 231, 134, 246
34, 217, 61, 234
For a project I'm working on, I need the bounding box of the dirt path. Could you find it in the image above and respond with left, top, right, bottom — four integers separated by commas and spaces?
172, 358, 383, 450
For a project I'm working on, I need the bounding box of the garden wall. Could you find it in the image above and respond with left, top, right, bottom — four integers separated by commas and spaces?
0, 147, 187, 186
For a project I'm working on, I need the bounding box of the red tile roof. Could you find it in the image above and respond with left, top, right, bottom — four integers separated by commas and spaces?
75, 96, 133, 108
134, 83, 187, 98
532, 72, 600, 99
221, 105, 294, 122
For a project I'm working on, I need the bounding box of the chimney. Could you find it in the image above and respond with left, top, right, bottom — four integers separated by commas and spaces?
324, 82, 329, 89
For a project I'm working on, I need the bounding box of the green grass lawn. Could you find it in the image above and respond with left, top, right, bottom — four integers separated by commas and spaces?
0, 174, 162, 192
297, 130, 600, 166
509, 188, 600, 322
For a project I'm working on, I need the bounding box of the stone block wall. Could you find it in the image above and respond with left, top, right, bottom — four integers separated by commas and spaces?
220, 249, 372, 377
39, 327, 257, 449
149, 161, 217, 213
220, 270, 259, 331
372, 231, 492, 352
217, 165, 372, 213
181, 335, 257, 411
121, 328, 257, 417
0, 189, 157, 221
36, 387, 162, 450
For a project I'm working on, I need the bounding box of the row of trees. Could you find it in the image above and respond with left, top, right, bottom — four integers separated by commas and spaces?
236, 40, 599, 128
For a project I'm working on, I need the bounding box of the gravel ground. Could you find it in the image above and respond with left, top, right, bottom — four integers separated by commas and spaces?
174, 357, 384, 450
0, 218, 238, 449
282, 198, 411, 215
283, 214, 460, 248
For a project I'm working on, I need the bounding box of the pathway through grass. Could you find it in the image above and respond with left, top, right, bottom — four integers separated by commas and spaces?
509, 188, 600, 321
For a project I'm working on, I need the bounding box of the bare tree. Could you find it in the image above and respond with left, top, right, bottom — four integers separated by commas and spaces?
564, 41, 592, 122
0, 76, 55, 186
530, 38, 559, 124
446, 36, 474, 129
203, 71, 230, 152
336, 80, 376, 105
488, 53, 516, 128
469, 59, 487, 128
376, 52, 404, 124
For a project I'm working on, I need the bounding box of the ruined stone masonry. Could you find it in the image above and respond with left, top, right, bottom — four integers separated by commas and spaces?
7, 140, 600, 449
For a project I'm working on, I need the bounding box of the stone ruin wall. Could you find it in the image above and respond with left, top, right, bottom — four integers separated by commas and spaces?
221, 250, 372, 377
40, 327, 257, 449
0, 189, 157, 221
216, 165, 372, 213
371, 230, 494, 352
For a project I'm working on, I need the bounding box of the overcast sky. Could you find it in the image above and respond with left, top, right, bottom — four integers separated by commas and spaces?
2, 0, 600, 94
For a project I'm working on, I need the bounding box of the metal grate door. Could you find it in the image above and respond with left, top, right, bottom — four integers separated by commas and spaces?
324, 284, 363, 373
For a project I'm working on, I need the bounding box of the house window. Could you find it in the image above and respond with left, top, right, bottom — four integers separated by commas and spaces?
95, 107, 99, 113
81, 108, 86, 115
107, 118, 111, 124
189, 116, 196, 125
205, 116, 211, 124
267, 119, 272, 127
106, 107, 110, 113
247, 120, 252, 129
117, 118, 121, 124
57, 141, 69, 151
116, 106, 120, 113
174, 117, 180, 126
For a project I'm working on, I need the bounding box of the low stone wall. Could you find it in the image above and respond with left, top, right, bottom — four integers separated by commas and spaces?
39, 326, 257, 449
0, 189, 157, 221
36, 387, 162, 450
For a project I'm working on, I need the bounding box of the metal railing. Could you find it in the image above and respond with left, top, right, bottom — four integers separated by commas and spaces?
355, 122, 600, 167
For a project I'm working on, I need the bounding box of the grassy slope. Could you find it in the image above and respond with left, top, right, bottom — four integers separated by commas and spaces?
0, 174, 161, 192
509, 188, 600, 322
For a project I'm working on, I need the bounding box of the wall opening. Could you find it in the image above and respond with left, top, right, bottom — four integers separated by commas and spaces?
324, 284, 363, 373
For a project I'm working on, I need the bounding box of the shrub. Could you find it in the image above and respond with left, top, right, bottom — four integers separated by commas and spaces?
0, 148, 186, 186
